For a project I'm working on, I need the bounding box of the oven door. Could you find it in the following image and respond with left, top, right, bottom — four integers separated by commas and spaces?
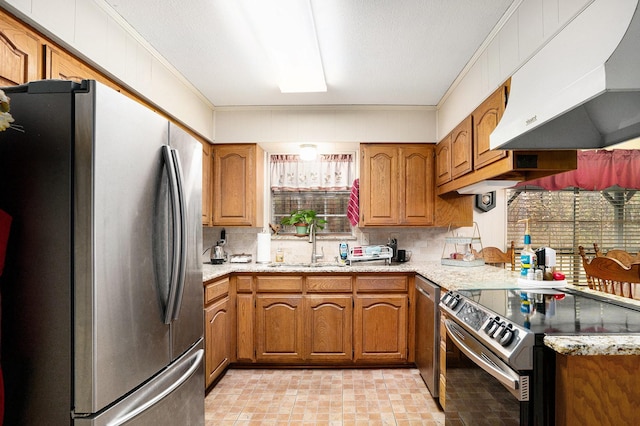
444, 319, 531, 426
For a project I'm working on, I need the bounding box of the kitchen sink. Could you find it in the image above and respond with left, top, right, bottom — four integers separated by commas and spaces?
266, 262, 347, 268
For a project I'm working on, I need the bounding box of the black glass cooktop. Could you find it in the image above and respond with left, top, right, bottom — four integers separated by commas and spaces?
456, 288, 640, 335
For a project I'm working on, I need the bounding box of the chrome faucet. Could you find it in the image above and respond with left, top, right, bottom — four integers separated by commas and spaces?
309, 222, 324, 264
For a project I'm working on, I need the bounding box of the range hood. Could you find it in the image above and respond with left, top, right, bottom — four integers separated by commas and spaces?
491, 0, 640, 150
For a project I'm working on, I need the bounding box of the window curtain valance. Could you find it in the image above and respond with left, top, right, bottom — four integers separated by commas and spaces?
517, 149, 640, 191
270, 154, 355, 191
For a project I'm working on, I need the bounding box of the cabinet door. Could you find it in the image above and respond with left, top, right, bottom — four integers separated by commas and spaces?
354, 294, 408, 362
473, 85, 508, 169
435, 136, 452, 186
451, 116, 473, 179
0, 12, 42, 85
201, 142, 212, 226
360, 144, 399, 225
236, 293, 254, 362
204, 296, 231, 387
401, 145, 434, 225
304, 295, 353, 362
255, 295, 304, 363
213, 144, 264, 227
44, 45, 123, 93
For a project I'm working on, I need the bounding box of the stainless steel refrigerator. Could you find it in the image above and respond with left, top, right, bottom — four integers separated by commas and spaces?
0, 80, 204, 425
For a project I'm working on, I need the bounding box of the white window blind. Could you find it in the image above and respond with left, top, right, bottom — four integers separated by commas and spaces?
507, 188, 640, 285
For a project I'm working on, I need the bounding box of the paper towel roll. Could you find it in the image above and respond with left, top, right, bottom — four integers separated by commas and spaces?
256, 232, 271, 263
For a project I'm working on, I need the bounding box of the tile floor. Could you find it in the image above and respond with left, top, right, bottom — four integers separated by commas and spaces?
204, 368, 444, 425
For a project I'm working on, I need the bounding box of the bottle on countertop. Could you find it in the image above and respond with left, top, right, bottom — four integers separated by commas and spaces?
339, 242, 348, 261
518, 218, 536, 278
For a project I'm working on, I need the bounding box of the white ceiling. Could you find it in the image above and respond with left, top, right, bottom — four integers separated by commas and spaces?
104, 0, 514, 107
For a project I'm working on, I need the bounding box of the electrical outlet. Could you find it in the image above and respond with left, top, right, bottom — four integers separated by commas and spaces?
361, 233, 370, 245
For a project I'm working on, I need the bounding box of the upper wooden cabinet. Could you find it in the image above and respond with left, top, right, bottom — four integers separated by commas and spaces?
436, 79, 577, 196
202, 142, 213, 226
44, 45, 123, 94
435, 135, 452, 186
436, 116, 473, 186
212, 144, 264, 227
472, 84, 508, 170
451, 116, 473, 178
0, 12, 42, 85
360, 144, 435, 226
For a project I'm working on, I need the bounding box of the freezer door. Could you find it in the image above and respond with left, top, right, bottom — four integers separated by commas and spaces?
74, 340, 204, 426
74, 82, 172, 415
168, 123, 203, 360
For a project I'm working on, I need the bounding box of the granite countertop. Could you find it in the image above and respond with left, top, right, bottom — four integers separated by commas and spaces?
202, 260, 522, 288
202, 260, 640, 356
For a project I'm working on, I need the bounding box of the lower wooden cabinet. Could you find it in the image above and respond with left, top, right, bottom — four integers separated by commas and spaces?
555, 353, 640, 426
213, 273, 413, 370
204, 296, 231, 387
204, 277, 232, 388
354, 294, 408, 362
235, 292, 254, 362
304, 295, 353, 362
256, 294, 305, 363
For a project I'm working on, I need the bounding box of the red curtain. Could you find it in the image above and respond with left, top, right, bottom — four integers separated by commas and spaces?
517, 149, 640, 190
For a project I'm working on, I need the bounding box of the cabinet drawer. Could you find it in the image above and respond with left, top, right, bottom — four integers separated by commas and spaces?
305, 276, 353, 293
236, 275, 253, 293
256, 276, 303, 292
204, 277, 230, 305
355, 275, 408, 292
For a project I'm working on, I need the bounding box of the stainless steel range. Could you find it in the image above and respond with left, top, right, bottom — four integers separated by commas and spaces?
439, 287, 640, 425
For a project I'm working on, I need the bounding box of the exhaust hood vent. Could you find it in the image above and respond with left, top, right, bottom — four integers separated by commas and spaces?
491, 0, 640, 150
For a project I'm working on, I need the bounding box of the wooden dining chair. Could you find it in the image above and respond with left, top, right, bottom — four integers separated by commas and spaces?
579, 245, 640, 299
476, 241, 516, 270
593, 243, 640, 267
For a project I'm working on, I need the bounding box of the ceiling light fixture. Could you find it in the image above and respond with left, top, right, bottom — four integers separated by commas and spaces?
239, 0, 327, 93
299, 144, 317, 161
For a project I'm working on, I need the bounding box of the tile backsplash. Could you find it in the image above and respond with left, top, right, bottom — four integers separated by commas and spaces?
202, 226, 453, 264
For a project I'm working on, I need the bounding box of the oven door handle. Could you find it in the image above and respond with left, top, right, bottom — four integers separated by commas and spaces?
444, 319, 523, 393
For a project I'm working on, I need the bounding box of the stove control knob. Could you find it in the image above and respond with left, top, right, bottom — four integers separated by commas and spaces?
483, 317, 499, 333
449, 295, 461, 309
499, 325, 515, 346
486, 319, 500, 336
493, 322, 507, 338
441, 293, 451, 305
494, 322, 507, 339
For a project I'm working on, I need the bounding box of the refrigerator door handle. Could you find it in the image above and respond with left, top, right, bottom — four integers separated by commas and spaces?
161, 145, 186, 324
106, 348, 204, 426
169, 147, 187, 321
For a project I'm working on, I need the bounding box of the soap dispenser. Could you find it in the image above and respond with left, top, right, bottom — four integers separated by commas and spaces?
518, 218, 536, 278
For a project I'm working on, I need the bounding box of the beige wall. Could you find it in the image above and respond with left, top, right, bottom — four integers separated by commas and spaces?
2, 0, 215, 140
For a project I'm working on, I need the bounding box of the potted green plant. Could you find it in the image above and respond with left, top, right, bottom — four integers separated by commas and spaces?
280, 209, 326, 235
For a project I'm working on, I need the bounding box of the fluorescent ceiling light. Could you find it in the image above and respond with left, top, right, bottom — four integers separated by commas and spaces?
456, 180, 520, 195
240, 0, 327, 93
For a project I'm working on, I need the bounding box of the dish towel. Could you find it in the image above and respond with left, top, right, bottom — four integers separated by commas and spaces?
347, 179, 360, 226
